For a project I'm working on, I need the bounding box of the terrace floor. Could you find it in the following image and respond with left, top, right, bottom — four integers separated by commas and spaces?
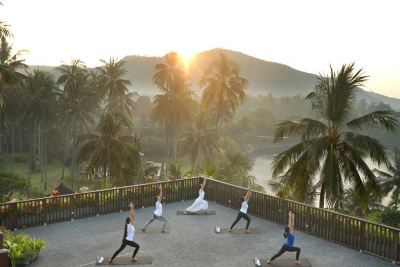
20, 201, 392, 267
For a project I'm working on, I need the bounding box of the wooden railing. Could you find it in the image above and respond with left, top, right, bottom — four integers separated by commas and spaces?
1, 176, 399, 263
205, 178, 399, 263
0, 178, 200, 230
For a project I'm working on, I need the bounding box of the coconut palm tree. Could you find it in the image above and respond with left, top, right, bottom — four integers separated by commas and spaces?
98, 58, 136, 115
56, 60, 99, 184
0, 36, 26, 107
272, 63, 399, 209
374, 147, 400, 209
182, 111, 218, 170
200, 52, 248, 127
153, 52, 184, 92
0, 36, 26, 172
23, 70, 58, 184
152, 52, 196, 162
77, 111, 141, 186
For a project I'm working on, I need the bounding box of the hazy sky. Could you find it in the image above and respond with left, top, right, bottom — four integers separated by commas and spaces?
1, 0, 399, 98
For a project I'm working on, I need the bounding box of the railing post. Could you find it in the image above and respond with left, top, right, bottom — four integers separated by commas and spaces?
41, 199, 47, 225
11, 202, 17, 230
360, 221, 366, 252
394, 230, 399, 262
95, 192, 99, 215
0, 232, 9, 267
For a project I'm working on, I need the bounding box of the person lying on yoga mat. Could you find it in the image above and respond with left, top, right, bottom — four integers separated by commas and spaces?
184, 178, 208, 214
142, 184, 168, 232
267, 211, 301, 265
109, 202, 140, 263
229, 184, 252, 233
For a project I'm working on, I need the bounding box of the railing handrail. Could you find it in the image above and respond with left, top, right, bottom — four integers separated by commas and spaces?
204, 177, 400, 231
0, 177, 200, 205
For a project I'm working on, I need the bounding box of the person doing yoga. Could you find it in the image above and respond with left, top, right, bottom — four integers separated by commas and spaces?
109, 202, 140, 263
267, 211, 301, 265
184, 178, 208, 214
229, 185, 252, 232
142, 184, 168, 232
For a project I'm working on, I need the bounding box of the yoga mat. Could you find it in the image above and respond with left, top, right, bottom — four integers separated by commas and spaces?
105, 255, 153, 265
176, 210, 216, 215
138, 227, 170, 234
256, 258, 311, 267
215, 228, 260, 234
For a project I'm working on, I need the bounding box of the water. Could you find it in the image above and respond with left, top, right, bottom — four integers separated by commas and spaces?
250, 154, 391, 205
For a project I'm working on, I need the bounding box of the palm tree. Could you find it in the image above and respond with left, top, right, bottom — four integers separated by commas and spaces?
77, 111, 141, 186
23, 70, 58, 185
0, 36, 26, 107
0, 36, 26, 172
98, 58, 136, 115
152, 52, 196, 162
374, 147, 400, 209
272, 63, 399, 209
200, 52, 248, 127
182, 111, 218, 170
56, 60, 99, 184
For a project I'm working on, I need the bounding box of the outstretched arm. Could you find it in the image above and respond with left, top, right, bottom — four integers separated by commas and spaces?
129, 202, 135, 224
245, 185, 252, 202
158, 184, 163, 200
201, 178, 207, 191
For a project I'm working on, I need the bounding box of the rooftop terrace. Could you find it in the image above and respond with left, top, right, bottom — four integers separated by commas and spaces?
21, 200, 392, 267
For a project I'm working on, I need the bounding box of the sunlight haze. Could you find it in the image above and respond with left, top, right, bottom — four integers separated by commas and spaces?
1, 0, 399, 98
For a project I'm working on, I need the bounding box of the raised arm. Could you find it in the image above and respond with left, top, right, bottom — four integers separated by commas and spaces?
288, 211, 295, 229
158, 184, 163, 200
129, 202, 135, 224
245, 185, 252, 201
201, 178, 207, 191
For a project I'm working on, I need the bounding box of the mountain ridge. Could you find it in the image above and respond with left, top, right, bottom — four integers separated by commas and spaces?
27, 48, 400, 109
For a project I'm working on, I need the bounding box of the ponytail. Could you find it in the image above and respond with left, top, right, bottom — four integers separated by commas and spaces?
123, 222, 128, 239
123, 217, 130, 239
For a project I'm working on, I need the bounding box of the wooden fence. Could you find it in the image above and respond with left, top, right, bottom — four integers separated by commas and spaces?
1, 176, 399, 263
0, 178, 200, 230
205, 178, 399, 263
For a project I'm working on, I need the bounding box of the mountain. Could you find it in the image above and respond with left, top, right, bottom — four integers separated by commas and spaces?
28, 48, 400, 109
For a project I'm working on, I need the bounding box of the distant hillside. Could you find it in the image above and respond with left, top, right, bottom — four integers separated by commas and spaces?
28, 48, 400, 109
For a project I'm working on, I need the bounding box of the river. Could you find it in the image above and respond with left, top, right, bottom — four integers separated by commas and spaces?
249, 153, 391, 205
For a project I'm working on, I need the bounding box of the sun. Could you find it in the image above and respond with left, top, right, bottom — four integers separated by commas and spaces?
179, 51, 196, 72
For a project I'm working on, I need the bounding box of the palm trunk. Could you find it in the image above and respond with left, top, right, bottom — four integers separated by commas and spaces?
44, 133, 48, 191
11, 126, 15, 174
39, 122, 44, 183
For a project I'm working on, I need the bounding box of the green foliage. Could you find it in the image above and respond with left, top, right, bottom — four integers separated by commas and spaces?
0, 172, 30, 202
1, 228, 46, 266
272, 64, 399, 209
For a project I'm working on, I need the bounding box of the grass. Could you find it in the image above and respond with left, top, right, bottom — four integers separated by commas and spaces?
1, 159, 73, 195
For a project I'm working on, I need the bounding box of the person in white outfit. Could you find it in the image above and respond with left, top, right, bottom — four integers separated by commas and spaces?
229, 185, 252, 232
142, 184, 168, 232
184, 178, 208, 214
109, 202, 140, 263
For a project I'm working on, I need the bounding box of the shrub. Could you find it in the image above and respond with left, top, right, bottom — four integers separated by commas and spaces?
1, 227, 46, 267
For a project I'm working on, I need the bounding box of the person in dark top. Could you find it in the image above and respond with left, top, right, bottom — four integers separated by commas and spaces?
267, 211, 301, 265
